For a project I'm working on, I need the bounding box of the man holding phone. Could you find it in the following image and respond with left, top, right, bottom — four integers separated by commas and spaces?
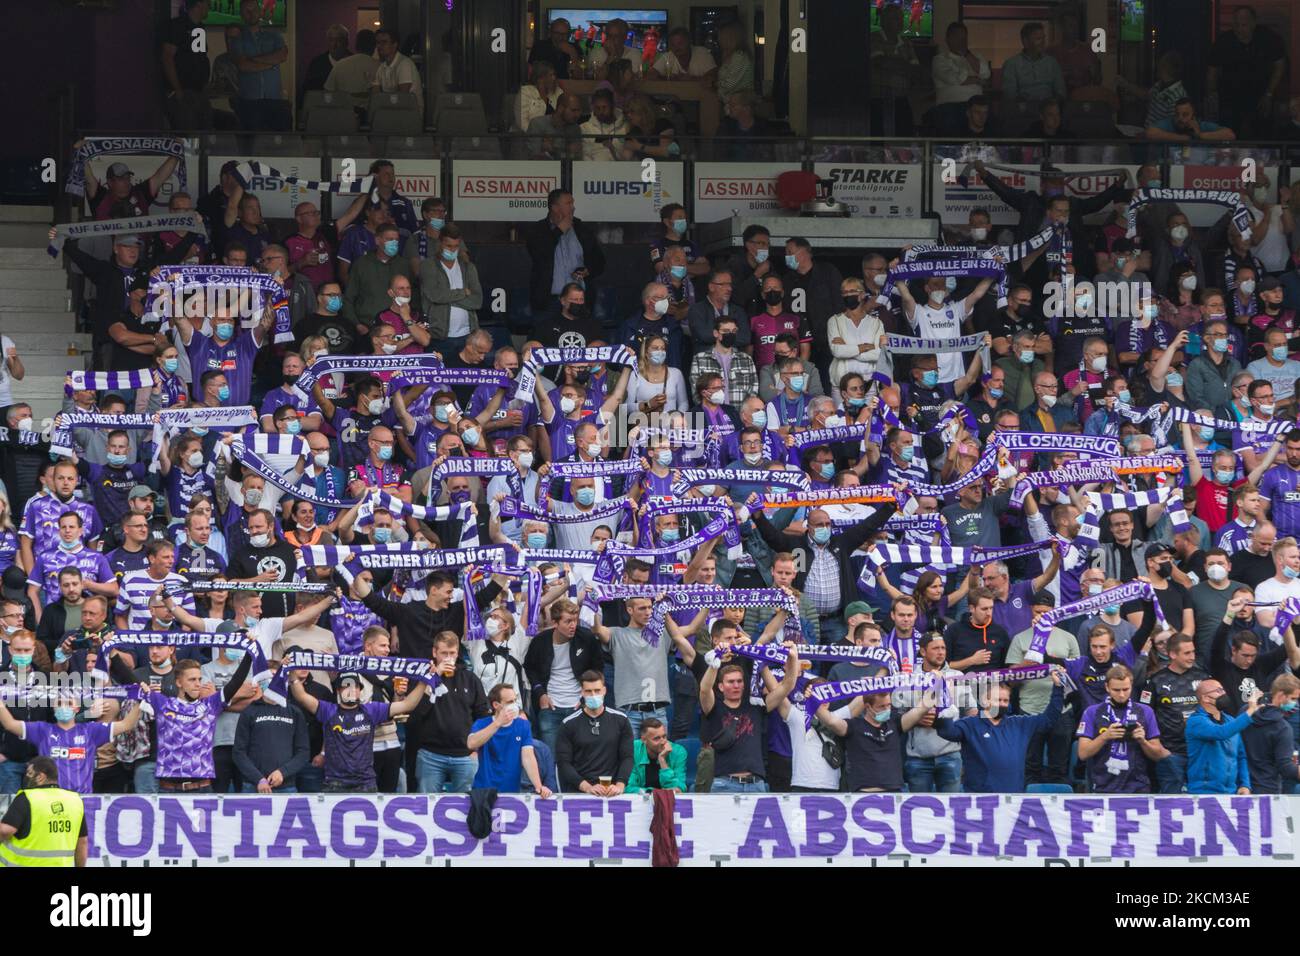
1076, 664, 1169, 793
467, 683, 552, 796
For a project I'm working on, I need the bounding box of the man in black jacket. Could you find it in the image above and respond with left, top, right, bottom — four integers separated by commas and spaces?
0, 631, 50, 794
1242, 673, 1300, 794
58, 233, 153, 371
750, 498, 898, 646
523, 188, 606, 316
232, 680, 311, 793
943, 587, 1012, 673
555, 670, 633, 794
405, 631, 490, 793
524, 598, 604, 751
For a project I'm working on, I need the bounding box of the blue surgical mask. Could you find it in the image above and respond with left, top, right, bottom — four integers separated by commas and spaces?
1116, 390, 1131, 405
1087, 584, 1103, 595
1103, 605, 1120, 615
671, 219, 688, 236
10, 653, 32, 668
1143, 304, 1159, 320
462, 427, 480, 446
1019, 350, 1035, 364
243, 615, 259, 628
1146, 179, 1161, 189
669, 264, 687, 280
383, 239, 400, 256
575, 487, 596, 506
106, 452, 128, 468
785, 254, 799, 270
434, 405, 451, 423
1200, 426, 1217, 442
899, 446, 915, 462
192, 427, 208, 436
921, 370, 939, 388
1212, 338, 1229, 354
819, 462, 835, 479
754, 249, 769, 263
526, 532, 547, 549
286, 419, 302, 435
215, 322, 235, 340
163, 358, 179, 374
325, 294, 342, 314
872, 708, 892, 723
58, 538, 78, 551
54, 707, 76, 723
218, 385, 231, 401
372, 527, 392, 543
811, 526, 832, 544
377, 445, 393, 461
1214, 469, 1236, 484
945, 276, 958, 292
441, 248, 458, 262
649, 350, 667, 365
847, 397, 866, 409
1285, 566, 1299, 580
786, 375, 805, 393
661, 528, 680, 543
226, 649, 245, 662
655, 449, 673, 467
1281, 700, 1299, 713
1166, 371, 1183, 388
751, 411, 767, 428
984, 387, 1002, 401
427, 217, 446, 230
584, 694, 604, 710
1273, 346, 1289, 362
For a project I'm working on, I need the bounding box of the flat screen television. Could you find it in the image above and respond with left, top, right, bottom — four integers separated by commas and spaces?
869, 0, 933, 39
547, 8, 670, 54
203, 0, 287, 28
1119, 0, 1145, 42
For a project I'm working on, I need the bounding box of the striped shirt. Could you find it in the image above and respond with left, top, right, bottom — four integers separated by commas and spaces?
804, 541, 841, 614
116, 569, 195, 630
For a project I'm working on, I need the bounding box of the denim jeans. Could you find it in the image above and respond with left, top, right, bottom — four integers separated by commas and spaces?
0, 760, 26, 794
416, 750, 477, 793
536, 704, 578, 752
621, 706, 668, 738
133, 761, 158, 794
818, 617, 848, 647
240, 783, 298, 793
296, 765, 324, 794
710, 776, 769, 794
904, 753, 963, 793
1156, 751, 1188, 793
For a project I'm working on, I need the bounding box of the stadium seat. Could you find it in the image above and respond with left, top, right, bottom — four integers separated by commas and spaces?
998, 99, 1041, 138
381, 135, 437, 157
679, 736, 702, 790
304, 105, 360, 136
449, 136, 501, 159
435, 92, 485, 123
437, 108, 490, 136
250, 134, 312, 155
1026, 783, 1074, 794
368, 92, 423, 135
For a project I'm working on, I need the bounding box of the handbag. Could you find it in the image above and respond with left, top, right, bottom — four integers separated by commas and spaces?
812, 721, 844, 770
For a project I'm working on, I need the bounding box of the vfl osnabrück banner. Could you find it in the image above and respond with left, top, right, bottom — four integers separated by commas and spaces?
25, 793, 1295, 866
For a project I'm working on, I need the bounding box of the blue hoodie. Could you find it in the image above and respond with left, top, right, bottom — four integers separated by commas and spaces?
1185, 706, 1251, 794
934, 684, 1063, 792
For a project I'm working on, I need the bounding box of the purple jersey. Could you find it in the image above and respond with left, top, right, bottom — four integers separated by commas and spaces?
329, 599, 384, 655
24, 720, 112, 794
20, 496, 102, 556
260, 386, 320, 422
29, 546, 113, 606
411, 421, 452, 471
336, 224, 377, 265
315, 700, 390, 789
150, 690, 224, 780
154, 369, 185, 408
0, 529, 17, 574
468, 384, 537, 453
84, 462, 148, 527
1075, 698, 1160, 793
1065, 644, 1139, 709
992, 580, 1035, 639
1216, 519, 1254, 554
1259, 463, 1300, 538
186, 328, 261, 406
164, 464, 216, 520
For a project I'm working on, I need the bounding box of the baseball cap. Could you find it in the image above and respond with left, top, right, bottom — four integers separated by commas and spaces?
1259, 276, 1283, 292
843, 600, 876, 622
113, 234, 143, 247
1031, 589, 1056, 608
1143, 542, 1173, 562
2, 566, 28, 601
128, 485, 154, 500
106, 162, 133, 179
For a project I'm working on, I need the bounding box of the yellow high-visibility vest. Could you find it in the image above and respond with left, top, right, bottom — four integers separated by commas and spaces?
0, 786, 83, 867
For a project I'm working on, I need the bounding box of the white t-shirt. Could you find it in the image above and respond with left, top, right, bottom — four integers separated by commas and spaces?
653, 46, 716, 78
375, 51, 423, 111
548, 639, 582, 708
201, 615, 285, 662
786, 705, 850, 790
1252, 577, 1300, 640
910, 299, 968, 384
0, 335, 15, 406
442, 259, 471, 338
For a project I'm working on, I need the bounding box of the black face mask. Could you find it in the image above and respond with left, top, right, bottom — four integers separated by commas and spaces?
719, 332, 737, 348
763, 290, 784, 306
1155, 563, 1173, 579
842, 295, 862, 311
567, 303, 590, 321
283, 373, 300, 386
573, 370, 591, 386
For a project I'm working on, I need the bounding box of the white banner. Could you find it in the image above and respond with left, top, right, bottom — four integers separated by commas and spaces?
814, 163, 921, 219
452, 160, 561, 222
84, 138, 200, 216
572, 161, 685, 222
43, 793, 1296, 866
208, 155, 319, 219
330, 159, 443, 206
693, 162, 799, 222
932, 164, 1138, 226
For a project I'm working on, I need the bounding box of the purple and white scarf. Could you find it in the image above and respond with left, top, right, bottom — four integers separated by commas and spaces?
232, 161, 375, 196
641, 586, 802, 646
429, 457, 523, 498
263, 651, 439, 707
1027, 581, 1168, 662
48, 212, 207, 258
148, 266, 293, 343
498, 495, 632, 525
295, 353, 445, 398
229, 435, 362, 509
92, 630, 269, 685
66, 369, 153, 396
65, 136, 188, 198
1126, 188, 1252, 243
671, 468, 811, 497
514, 346, 638, 403
391, 367, 513, 391
299, 543, 518, 571
548, 457, 646, 480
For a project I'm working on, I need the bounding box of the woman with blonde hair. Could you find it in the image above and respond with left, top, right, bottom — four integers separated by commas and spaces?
620, 94, 678, 160
0, 491, 17, 574
624, 333, 688, 416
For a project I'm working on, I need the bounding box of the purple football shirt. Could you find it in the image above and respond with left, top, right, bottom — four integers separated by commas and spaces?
24, 721, 112, 794
149, 691, 223, 779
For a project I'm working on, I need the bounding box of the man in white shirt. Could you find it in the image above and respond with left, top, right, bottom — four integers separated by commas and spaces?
931, 21, 990, 106
372, 27, 423, 112
1252, 537, 1300, 630
591, 18, 639, 76
324, 31, 378, 101
653, 27, 717, 80
579, 89, 628, 162
894, 268, 994, 385
0, 336, 23, 407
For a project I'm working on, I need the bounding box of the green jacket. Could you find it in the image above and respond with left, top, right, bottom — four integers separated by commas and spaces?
341, 250, 412, 328
419, 253, 484, 339
626, 739, 687, 793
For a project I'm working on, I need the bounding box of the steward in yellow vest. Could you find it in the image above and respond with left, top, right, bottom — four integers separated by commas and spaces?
0, 757, 86, 867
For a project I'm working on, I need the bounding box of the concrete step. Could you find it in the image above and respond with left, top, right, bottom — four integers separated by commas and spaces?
0, 205, 55, 222
0, 269, 68, 291
11, 353, 92, 377
7, 332, 93, 354
0, 288, 73, 310
0, 223, 55, 248
0, 313, 79, 334
1, 248, 63, 268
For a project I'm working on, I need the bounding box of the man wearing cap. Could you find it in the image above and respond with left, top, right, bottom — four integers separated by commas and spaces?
1130, 542, 1196, 636
100, 487, 169, 553
1006, 589, 1080, 785
54, 228, 151, 372
76, 148, 181, 222
106, 271, 171, 383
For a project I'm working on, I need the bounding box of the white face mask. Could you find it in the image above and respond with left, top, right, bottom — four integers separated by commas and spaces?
1240, 279, 1256, 295
186, 451, 204, 469
1040, 393, 1058, 409
1207, 564, 1228, 582
1170, 225, 1189, 242
928, 290, 946, 305
393, 295, 411, 307
517, 451, 534, 469
1180, 275, 1198, 291
586, 443, 602, 458
313, 451, 331, 468
970, 226, 988, 240
381, 343, 399, 354
1089, 356, 1107, 372
250, 533, 270, 548
560, 396, 577, 414
708, 389, 726, 405
485, 617, 502, 638
367, 399, 384, 416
